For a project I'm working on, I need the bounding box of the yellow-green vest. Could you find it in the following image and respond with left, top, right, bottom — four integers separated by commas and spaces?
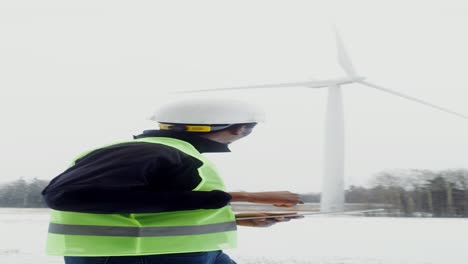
46, 137, 237, 256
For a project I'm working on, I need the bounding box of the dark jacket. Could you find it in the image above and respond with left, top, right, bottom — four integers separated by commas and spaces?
41, 130, 232, 214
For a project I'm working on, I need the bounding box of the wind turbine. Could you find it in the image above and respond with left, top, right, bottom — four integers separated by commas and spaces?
179, 29, 468, 212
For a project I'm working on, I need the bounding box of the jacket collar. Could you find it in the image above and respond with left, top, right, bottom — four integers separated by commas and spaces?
133, 130, 231, 153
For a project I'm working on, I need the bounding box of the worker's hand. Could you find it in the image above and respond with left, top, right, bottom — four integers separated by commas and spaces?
245, 191, 304, 207
235, 212, 303, 227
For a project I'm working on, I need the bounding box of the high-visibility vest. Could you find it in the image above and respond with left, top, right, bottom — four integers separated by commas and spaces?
46, 137, 237, 256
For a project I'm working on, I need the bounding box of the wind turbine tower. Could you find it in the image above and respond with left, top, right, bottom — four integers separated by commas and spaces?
180, 29, 468, 212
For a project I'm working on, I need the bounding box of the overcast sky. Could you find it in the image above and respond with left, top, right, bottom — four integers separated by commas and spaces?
1, 0, 468, 192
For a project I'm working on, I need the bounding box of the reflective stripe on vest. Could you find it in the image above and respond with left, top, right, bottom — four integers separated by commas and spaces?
49, 221, 237, 237
46, 137, 237, 256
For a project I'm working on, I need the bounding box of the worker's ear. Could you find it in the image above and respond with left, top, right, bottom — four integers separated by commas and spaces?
227, 124, 244, 135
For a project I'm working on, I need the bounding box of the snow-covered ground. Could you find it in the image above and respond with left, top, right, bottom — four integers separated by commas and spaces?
1, 208, 467, 264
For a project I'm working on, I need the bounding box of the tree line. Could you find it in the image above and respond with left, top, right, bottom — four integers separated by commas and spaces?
345, 168, 468, 217
1, 169, 468, 217
0, 178, 49, 208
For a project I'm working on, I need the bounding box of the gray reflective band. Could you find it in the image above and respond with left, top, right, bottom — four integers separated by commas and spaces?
49, 221, 237, 237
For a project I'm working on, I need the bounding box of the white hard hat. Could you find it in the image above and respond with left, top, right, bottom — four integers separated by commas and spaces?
150, 98, 265, 132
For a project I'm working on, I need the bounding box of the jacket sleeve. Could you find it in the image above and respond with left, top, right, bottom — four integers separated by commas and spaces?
43, 189, 232, 214
42, 142, 232, 214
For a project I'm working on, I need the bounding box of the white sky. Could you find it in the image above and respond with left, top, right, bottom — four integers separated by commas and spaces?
1, 0, 468, 192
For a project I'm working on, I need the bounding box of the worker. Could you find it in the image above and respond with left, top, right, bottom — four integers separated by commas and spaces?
42, 98, 304, 264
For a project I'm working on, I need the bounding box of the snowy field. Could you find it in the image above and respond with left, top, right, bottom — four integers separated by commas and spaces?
1, 208, 467, 264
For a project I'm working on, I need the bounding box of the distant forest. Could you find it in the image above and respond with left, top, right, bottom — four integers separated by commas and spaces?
0, 178, 49, 208
346, 168, 468, 218
306, 168, 468, 218
1, 169, 468, 217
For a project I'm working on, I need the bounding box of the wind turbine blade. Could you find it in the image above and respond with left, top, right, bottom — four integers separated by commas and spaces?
175, 81, 327, 93
334, 27, 357, 77
360, 80, 468, 120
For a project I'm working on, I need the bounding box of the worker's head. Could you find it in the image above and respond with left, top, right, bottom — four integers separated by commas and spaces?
150, 98, 265, 144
